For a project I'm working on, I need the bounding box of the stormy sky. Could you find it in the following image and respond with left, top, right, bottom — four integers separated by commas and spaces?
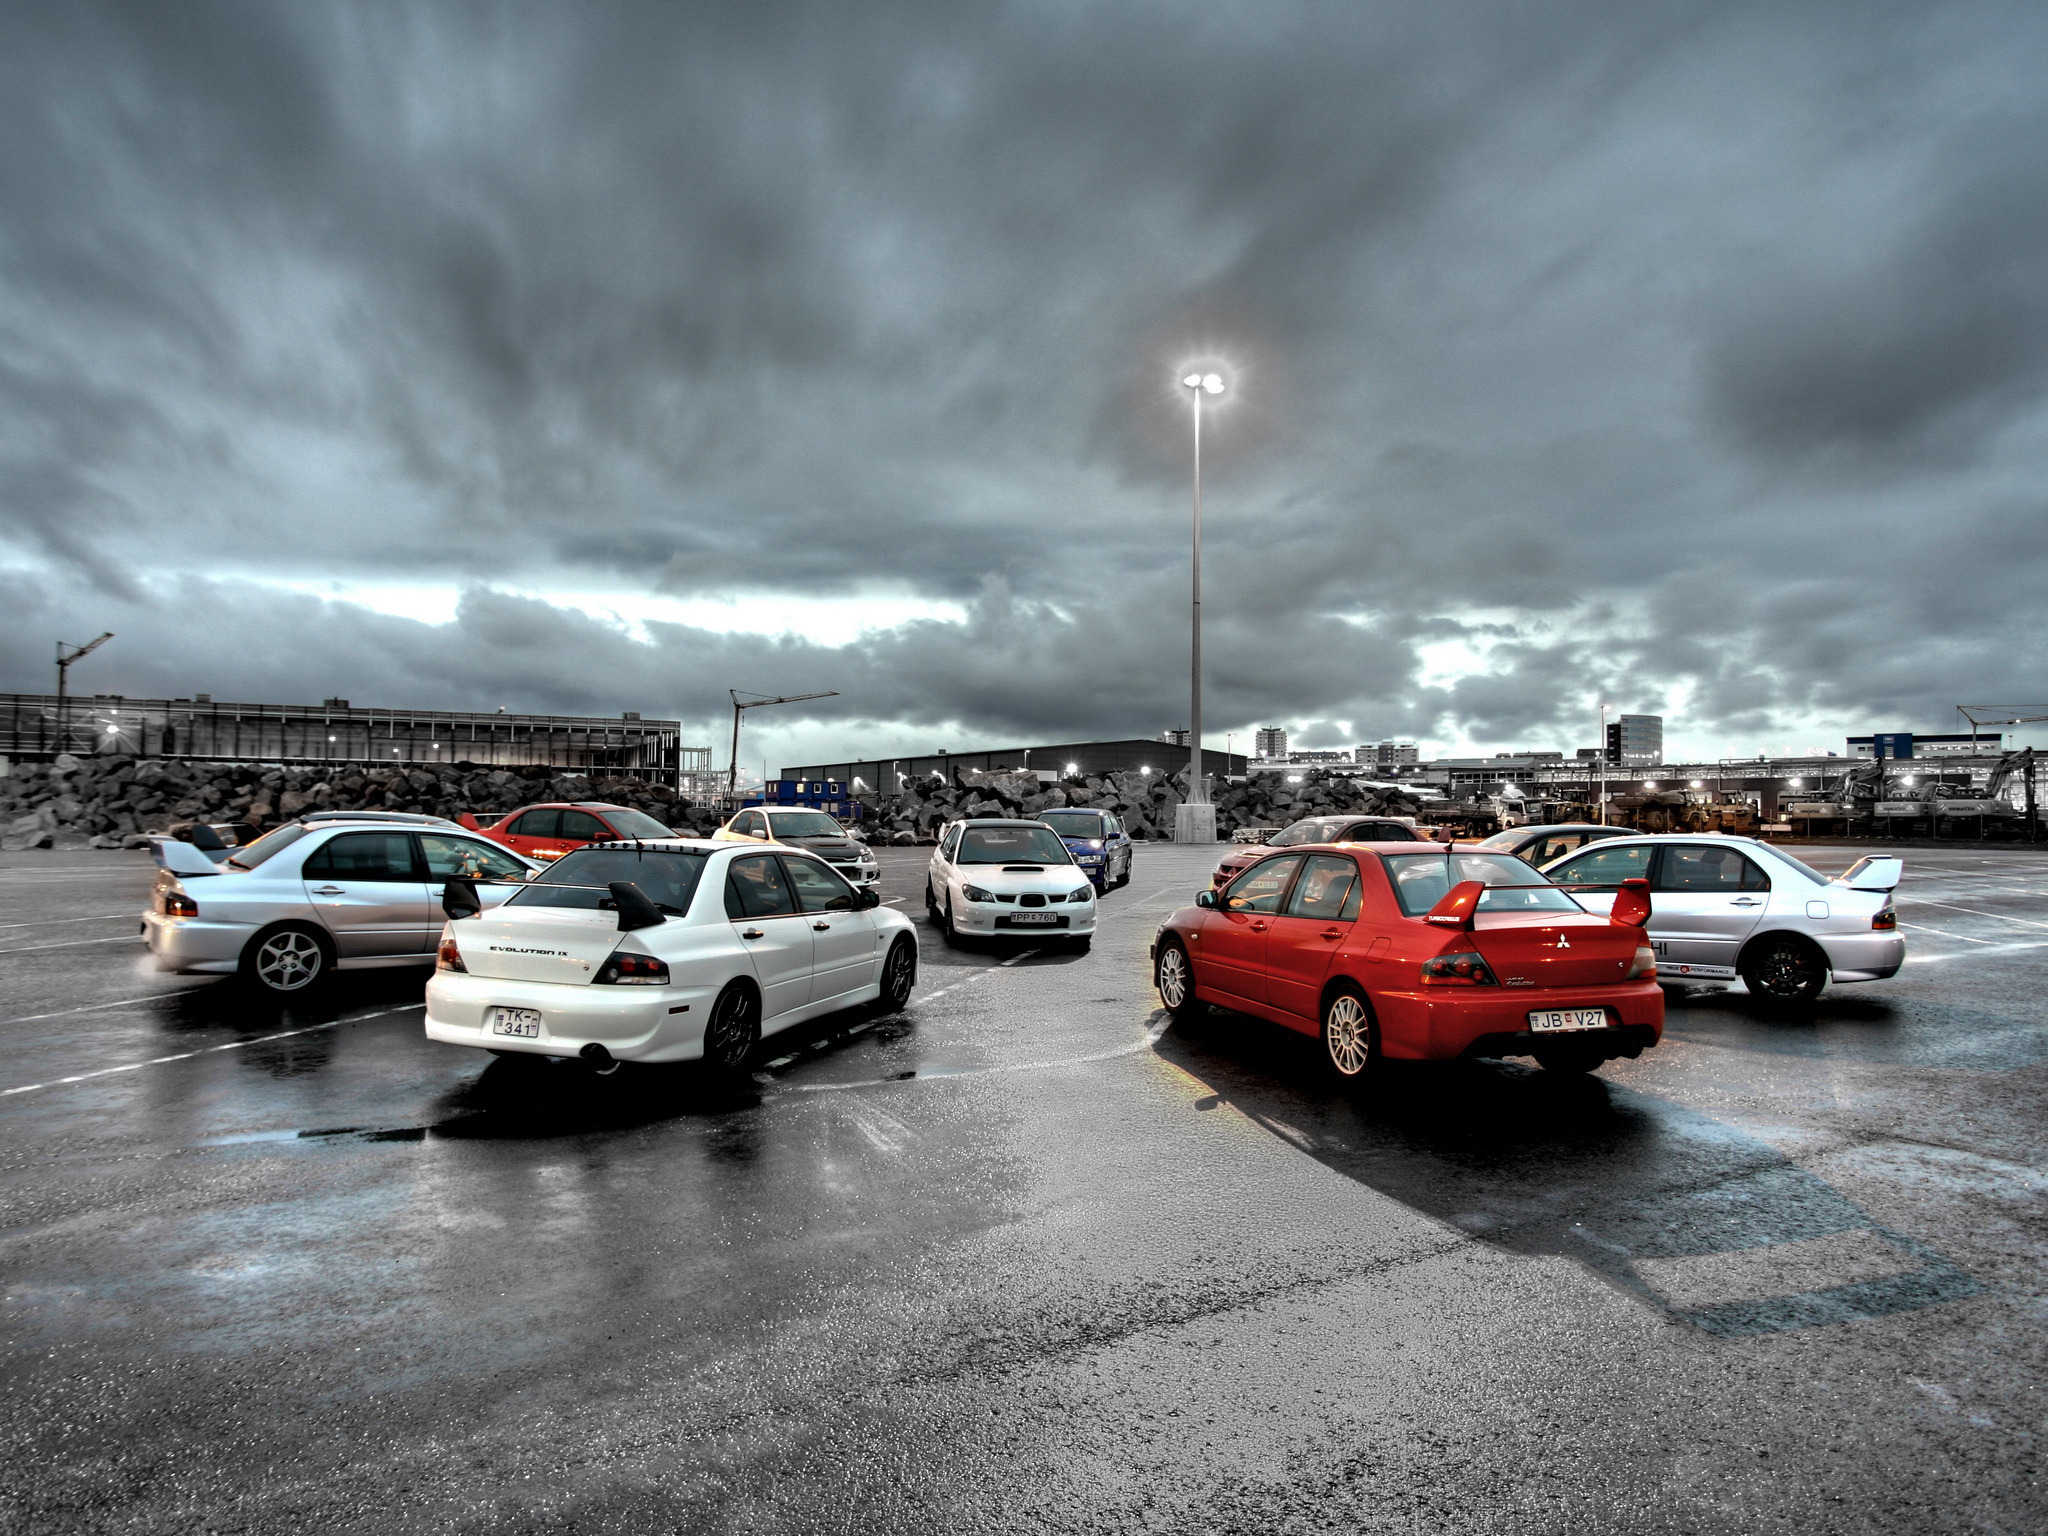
3, 0, 2046, 771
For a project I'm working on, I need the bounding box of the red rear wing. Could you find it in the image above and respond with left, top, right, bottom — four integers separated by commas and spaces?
1424, 879, 1485, 929
1610, 877, 1652, 928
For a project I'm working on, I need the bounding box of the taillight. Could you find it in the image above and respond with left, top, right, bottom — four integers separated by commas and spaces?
1625, 946, 1658, 980
1872, 906, 1897, 931
1420, 951, 1497, 985
163, 890, 199, 918
435, 933, 467, 973
594, 950, 670, 986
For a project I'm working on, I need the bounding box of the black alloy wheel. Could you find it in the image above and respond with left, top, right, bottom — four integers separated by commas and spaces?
1154, 938, 1201, 1024
1741, 936, 1828, 1005
241, 923, 331, 996
925, 879, 938, 915
1320, 984, 1378, 1087
876, 936, 917, 1013
703, 982, 761, 1072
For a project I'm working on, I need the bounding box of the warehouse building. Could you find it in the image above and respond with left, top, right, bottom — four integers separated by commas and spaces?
784, 738, 1248, 795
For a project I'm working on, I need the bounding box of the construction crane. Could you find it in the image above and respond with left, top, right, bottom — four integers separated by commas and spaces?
54, 633, 114, 751
1957, 705, 2048, 750
725, 689, 838, 807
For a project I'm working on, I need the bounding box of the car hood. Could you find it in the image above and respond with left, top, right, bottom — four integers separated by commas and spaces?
953, 864, 1088, 893
446, 905, 626, 984
779, 836, 865, 858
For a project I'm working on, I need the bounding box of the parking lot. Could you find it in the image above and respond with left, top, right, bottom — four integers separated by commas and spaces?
2, 840, 2044, 1533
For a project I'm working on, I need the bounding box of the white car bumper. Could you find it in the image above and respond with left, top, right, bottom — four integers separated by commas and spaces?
140, 911, 254, 974
1817, 931, 1906, 982
424, 970, 722, 1063
949, 902, 1097, 938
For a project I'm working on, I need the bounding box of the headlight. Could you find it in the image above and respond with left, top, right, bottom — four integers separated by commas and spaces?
1086, 838, 1104, 849
1069, 886, 1093, 902
962, 884, 997, 902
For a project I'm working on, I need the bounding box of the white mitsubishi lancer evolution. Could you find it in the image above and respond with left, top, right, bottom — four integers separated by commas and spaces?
425, 840, 918, 1072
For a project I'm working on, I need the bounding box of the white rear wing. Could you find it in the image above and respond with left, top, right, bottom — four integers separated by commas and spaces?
150, 836, 227, 877
1836, 855, 1903, 892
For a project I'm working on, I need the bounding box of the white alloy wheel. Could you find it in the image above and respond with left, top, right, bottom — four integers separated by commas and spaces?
1322, 989, 1374, 1080
250, 928, 326, 994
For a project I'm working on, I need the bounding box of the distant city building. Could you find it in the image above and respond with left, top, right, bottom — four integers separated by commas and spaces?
1606, 714, 1664, 764
1848, 733, 1992, 757
1288, 750, 1350, 765
1160, 727, 1189, 746
1575, 748, 1604, 761
1356, 739, 1419, 767
1254, 725, 1288, 759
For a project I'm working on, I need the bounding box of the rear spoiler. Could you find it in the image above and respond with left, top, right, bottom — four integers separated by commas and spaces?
150, 836, 228, 877
1835, 855, 1903, 892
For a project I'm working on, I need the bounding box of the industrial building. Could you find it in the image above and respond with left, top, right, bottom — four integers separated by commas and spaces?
0, 691, 712, 787
1253, 726, 1288, 759
1848, 733, 1996, 757
1606, 714, 1664, 763
783, 739, 1248, 794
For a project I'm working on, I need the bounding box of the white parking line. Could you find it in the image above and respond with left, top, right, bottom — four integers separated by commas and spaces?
0, 912, 138, 931
0, 988, 213, 1029
1902, 897, 2048, 931
1897, 921, 1998, 945
0, 1004, 426, 1099
1906, 939, 2048, 964
0, 934, 143, 956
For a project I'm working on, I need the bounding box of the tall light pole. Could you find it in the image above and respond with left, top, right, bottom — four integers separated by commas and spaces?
1176, 370, 1224, 844
1596, 701, 1609, 825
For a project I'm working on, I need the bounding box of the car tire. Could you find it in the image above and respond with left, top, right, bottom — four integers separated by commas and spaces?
1154, 938, 1202, 1025
1067, 935, 1092, 955
239, 922, 333, 997
1320, 984, 1378, 1087
703, 981, 761, 1072
1741, 935, 1828, 1006
875, 936, 917, 1014
924, 878, 938, 916
941, 894, 961, 948
1115, 855, 1132, 889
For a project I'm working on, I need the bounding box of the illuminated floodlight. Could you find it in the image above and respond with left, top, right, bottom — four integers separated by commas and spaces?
1182, 374, 1202, 387
1141, 766, 1151, 776
1066, 762, 1078, 774
1201, 373, 1223, 394
1643, 780, 1657, 789
1788, 777, 1803, 788
1690, 779, 1702, 789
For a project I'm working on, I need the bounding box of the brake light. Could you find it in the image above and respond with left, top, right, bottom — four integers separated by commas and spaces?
1420, 951, 1497, 985
1625, 945, 1657, 980
1872, 906, 1897, 931
595, 950, 670, 986
162, 890, 199, 918
435, 933, 466, 973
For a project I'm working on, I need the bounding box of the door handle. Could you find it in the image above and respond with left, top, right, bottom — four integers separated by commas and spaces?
1250, 920, 1268, 932
813, 922, 831, 931
311, 886, 345, 896
1321, 928, 1343, 940
1731, 898, 1762, 907
741, 928, 764, 939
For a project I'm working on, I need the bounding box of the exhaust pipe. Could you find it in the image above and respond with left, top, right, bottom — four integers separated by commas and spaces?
579, 1042, 620, 1076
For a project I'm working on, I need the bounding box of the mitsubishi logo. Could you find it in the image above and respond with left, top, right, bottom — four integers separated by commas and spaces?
1553, 935, 1572, 950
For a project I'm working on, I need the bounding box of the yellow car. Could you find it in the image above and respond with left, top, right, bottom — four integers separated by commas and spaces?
712, 807, 881, 888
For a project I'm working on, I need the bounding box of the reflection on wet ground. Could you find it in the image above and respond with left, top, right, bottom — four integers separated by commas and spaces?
1156, 1002, 1981, 1337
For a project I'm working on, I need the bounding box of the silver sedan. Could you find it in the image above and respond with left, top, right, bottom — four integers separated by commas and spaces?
1542, 834, 1903, 1003
142, 819, 539, 996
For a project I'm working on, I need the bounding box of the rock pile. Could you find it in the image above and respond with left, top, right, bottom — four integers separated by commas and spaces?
860, 766, 1420, 845
0, 755, 714, 851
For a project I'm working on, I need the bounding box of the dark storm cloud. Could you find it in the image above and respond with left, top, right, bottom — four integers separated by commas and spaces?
3, 0, 2048, 756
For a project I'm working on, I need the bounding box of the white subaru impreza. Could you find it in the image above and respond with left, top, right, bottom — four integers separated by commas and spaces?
924, 819, 1098, 953
426, 839, 918, 1073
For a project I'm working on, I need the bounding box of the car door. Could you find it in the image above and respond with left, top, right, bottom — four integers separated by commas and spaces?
724, 853, 814, 1022
501, 808, 562, 861
558, 808, 610, 850
1263, 853, 1364, 1028
1199, 855, 1304, 1007
932, 823, 963, 902
300, 831, 435, 956
1546, 841, 1656, 917
418, 833, 531, 915
784, 855, 877, 1005
1106, 815, 1131, 877
1651, 844, 1772, 975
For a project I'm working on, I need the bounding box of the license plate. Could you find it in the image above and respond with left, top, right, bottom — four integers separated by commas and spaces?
1528, 1008, 1608, 1033
488, 1006, 542, 1038
1008, 911, 1060, 924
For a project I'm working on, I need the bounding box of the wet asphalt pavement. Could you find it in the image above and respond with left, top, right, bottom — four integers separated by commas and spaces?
1, 842, 2044, 1533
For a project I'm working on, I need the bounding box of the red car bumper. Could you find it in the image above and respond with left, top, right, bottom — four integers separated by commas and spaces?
1369, 979, 1664, 1061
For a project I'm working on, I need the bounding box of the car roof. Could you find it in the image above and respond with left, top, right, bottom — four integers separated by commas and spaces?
956, 818, 1054, 827
1499, 823, 1628, 837
296, 812, 461, 828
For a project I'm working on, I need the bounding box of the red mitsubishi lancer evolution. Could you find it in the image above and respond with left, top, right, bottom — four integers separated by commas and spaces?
1151, 844, 1662, 1083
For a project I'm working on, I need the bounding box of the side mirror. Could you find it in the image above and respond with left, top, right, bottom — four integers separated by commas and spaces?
1194, 889, 1217, 908
1609, 877, 1652, 928
441, 878, 482, 920
854, 887, 882, 910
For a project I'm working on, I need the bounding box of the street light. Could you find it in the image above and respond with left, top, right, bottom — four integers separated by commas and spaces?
1176, 368, 1226, 844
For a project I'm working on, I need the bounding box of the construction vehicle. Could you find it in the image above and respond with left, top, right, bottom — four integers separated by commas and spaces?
1934, 747, 2037, 831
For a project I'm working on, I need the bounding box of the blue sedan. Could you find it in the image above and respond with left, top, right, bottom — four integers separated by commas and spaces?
1037, 808, 1133, 890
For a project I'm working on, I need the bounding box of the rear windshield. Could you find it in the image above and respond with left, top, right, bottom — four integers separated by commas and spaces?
226, 822, 312, 870
1038, 811, 1107, 837
958, 826, 1073, 864
507, 847, 707, 915
598, 808, 677, 839
766, 811, 845, 839
1761, 847, 1833, 886
1383, 852, 1583, 916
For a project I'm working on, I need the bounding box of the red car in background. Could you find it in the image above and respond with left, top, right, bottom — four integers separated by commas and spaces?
1211, 813, 1431, 889
1153, 843, 1662, 1083
460, 801, 678, 863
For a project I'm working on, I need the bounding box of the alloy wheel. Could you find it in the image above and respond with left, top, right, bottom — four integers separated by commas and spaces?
255, 930, 324, 992
1323, 991, 1373, 1078
881, 939, 916, 1010
704, 986, 760, 1070
1156, 945, 1189, 1010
